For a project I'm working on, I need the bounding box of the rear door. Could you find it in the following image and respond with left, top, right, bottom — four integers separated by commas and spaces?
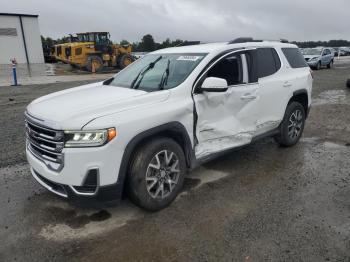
193, 50, 259, 158
253, 47, 290, 135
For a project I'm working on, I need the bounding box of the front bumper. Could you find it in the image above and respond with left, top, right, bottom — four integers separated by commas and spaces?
29, 166, 123, 203
26, 137, 125, 202
307, 60, 318, 67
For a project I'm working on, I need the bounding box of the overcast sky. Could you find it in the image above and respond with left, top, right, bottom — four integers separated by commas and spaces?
3, 0, 350, 43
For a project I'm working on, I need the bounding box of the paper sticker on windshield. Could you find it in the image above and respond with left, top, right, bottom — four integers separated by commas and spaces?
177, 56, 202, 61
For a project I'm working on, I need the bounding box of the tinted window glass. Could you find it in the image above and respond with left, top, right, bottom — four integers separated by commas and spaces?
256, 48, 280, 78
207, 54, 243, 85
282, 48, 308, 68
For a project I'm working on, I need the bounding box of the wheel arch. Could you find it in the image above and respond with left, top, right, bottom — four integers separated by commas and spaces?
117, 122, 195, 194
289, 89, 309, 117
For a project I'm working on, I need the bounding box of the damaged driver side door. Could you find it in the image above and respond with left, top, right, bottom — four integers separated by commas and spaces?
193, 50, 259, 159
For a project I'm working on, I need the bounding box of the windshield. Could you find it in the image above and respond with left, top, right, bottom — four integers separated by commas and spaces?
304, 48, 322, 55
109, 53, 207, 91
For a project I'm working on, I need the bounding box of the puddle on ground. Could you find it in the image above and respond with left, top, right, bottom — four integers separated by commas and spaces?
312, 90, 349, 106
39, 202, 140, 241
43, 207, 111, 229
41, 166, 229, 241
188, 167, 229, 187
300, 137, 320, 143
182, 178, 201, 191
323, 141, 348, 150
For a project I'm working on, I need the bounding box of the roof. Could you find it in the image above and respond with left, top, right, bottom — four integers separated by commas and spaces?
0, 13, 38, 18
152, 41, 297, 54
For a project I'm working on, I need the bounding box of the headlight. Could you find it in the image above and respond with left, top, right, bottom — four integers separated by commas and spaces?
64, 128, 117, 148
309, 57, 318, 61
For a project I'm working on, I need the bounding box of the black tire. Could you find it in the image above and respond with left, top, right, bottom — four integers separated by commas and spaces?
118, 54, 134, 69
274, 102, 306, 147
327, 60, 333, 69
315, 61, 321, 70
126, 137, 186, 211
86, 55, 104, 72
347, 79, 350, 88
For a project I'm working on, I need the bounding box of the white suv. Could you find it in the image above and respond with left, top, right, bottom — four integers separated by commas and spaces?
25, 38, 312, 211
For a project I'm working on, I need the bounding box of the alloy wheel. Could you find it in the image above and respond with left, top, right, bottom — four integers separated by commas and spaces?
288, 109, 303, 140
146, 150, 180, 199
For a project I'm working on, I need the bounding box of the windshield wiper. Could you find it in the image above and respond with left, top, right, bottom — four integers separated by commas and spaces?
158, 59, 170, 90
130, 56, 162, 89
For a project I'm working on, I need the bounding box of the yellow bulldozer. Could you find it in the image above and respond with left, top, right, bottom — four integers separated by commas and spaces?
52, 32, 135, 72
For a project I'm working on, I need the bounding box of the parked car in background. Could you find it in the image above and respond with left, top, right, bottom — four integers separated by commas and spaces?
339, 47, 350, 56
303, 48, 334, 70
330, 48, 338, 57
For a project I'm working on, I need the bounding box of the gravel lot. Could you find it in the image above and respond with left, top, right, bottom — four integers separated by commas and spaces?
0, 60, 349, 262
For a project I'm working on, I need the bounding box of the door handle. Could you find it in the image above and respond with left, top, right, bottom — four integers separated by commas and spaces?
283, 81, 292, 87
241, 93, 257, 100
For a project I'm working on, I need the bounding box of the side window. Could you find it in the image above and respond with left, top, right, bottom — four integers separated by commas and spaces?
206, 54, 243, 86
281, 48, 308, 68
256, 48, 281, 78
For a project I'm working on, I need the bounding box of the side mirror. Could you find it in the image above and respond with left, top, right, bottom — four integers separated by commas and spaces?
200, 77, 228, 92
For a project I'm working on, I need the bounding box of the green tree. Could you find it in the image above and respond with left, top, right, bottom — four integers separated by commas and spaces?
120, 39, 130, 45
140, 34, 156, 51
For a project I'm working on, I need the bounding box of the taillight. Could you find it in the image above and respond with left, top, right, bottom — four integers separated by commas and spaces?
310, 69, 314, 79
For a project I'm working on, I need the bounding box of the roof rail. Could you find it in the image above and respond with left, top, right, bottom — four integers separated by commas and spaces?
228, 37, 289, 44
176, 41, 201, 47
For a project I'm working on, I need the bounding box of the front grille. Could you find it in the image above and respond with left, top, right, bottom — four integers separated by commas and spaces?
25, 116, 65, 171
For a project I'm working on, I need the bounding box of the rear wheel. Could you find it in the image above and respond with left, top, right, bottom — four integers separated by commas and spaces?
347, 79, 350, 88
86, 55, 104, 72
126, 138, 186, 211
118, 54, 134, 69
274, 102, 306, 147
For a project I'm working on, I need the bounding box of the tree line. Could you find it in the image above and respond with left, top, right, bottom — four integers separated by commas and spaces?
291, 39, 350, 48
41, 34, 350, 53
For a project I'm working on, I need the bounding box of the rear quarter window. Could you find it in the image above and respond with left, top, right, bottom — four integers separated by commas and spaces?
256, 48, 281, 78
282, 48, 308, 68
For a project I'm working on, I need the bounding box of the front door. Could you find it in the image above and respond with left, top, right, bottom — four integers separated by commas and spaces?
193, 51, 259, 159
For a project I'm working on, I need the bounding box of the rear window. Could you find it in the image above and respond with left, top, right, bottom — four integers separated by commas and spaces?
282, 48, 308, 68
256, 48, 281, 78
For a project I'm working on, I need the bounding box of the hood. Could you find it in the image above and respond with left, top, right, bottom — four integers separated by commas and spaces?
303, 55, 320, 60
27, 82, 170, 129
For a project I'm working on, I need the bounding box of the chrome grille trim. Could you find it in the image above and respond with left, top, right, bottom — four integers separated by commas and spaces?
25, 115, 64, 172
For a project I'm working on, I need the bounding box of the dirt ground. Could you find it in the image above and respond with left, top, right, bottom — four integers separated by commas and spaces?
0, 60, 349, 262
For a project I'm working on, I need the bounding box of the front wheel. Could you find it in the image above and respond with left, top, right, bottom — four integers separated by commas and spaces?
274, 102, 306, 147
315, 61, 321, 70
126, 138, 186, 211
86, 55, 104, 73
118, 54, 134, 69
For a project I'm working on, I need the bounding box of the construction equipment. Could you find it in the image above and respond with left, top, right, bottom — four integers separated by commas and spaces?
51, 32, 135, 72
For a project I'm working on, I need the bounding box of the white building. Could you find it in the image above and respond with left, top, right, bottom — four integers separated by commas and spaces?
0, 13, 45, 79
